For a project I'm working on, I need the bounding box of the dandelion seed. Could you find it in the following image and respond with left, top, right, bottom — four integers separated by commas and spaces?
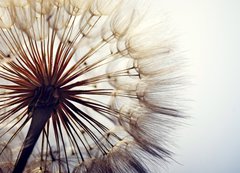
0, 0, 184, 172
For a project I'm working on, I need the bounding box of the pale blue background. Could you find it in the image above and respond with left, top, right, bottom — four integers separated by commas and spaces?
150, 0, 240, 173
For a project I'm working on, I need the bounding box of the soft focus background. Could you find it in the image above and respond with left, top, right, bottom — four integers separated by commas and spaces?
150, 0, 240, 173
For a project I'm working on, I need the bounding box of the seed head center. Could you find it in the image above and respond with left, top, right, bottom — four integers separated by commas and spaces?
28, 85, 60, 113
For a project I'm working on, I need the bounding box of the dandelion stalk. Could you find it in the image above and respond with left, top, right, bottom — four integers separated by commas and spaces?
13, 106, 52, 173
13, 86, 59, 173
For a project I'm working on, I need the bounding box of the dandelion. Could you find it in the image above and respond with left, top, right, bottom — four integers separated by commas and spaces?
0, 0, 184, 173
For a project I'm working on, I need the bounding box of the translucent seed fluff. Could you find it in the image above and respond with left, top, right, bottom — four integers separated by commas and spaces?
0, 0, 184, 173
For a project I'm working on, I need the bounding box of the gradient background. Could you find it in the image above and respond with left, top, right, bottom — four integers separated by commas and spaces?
150, 0, 240, 172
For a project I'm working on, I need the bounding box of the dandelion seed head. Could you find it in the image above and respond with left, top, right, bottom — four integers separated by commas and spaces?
0, 0, 184, 172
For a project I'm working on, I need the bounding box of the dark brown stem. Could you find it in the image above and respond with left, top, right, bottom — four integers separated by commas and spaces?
12, 106, 54, 173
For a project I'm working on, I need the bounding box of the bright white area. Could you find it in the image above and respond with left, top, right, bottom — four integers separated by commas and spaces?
150, 0, 240, 172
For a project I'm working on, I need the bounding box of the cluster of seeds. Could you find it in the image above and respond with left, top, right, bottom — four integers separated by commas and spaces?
0, 0, 183, 172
